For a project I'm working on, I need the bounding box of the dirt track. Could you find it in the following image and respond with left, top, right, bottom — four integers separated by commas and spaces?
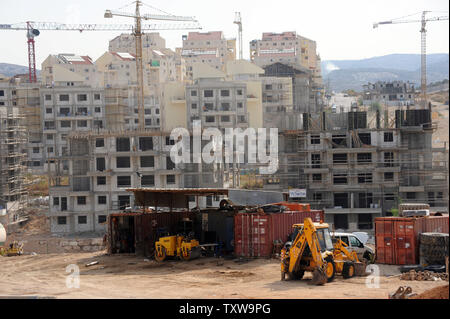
0, 252, 447, 299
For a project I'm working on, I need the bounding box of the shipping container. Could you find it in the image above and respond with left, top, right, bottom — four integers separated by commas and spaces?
375, 216, 449, 265
234, 210, 324, 258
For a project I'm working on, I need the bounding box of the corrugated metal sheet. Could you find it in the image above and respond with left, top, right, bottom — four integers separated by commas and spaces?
234, 210, 324, 258
375, 216, 449, 265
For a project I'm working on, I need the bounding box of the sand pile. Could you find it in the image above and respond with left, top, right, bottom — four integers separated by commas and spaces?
412, 285, 449, 299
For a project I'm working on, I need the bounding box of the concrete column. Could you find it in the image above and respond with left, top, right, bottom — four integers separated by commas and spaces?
350, 192, 354, 209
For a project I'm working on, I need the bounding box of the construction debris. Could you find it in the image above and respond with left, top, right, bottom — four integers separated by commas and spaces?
85, 261, 99, 267
400, 270, 448, 281
388, 286, 417, 299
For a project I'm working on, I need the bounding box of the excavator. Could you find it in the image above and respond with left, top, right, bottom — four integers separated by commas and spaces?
280, 218, 367, 285
281, 218, 335, 285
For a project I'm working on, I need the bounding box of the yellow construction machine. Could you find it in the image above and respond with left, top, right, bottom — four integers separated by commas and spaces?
332, 238, 367, 278
154, 219, 201, 262
0, 241, 24, 257
281, 218, 335, 285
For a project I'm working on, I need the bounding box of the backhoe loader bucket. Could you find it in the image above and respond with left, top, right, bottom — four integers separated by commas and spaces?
354, 262, 367, 276
310, 268, 327, 285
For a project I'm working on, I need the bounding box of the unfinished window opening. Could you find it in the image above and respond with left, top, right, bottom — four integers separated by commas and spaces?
384, 172, 394, 181
141, 175, 155, 187
358, 133, 371, 145
358, 173, 372, 184
220, 90, 230, 97
77, 196, 86, 205
205, 116, 215, 123
116, 156, 131, 168
311, 135, 320, 145
57, 216, 67, 225
59, 94, 69, 102
118, 195, 131, 210
357, 153, 372, 164
78, 216, 87, 224
204, 103, 214, 111
97, 176, 106, 185
96, 157, 106, 171
165, 136, 175, 146
221, 102, 230, 111
334, 214, 348, 230
406, 192, 416, 199
384, 152, 394, 167
203, 90, 214, 98
98, 196, 107, 205
312, 174, 322, 182
139, 137, 153, 151
140, 156, 154, 168
358, 193, 373, 208
384, 193, 395, 201
166, 157, 175, 170
117, 176, 131, 188
333, 153, 348, 164
384, 132, 393, 142
166, 175, 176, 184
358, 214, 373, 230
311, 153, 321, 168
332, 135, 347, 148
313, 193, 322, 201
53, 197, 59, 206
116, 137, 130, 152
95, 138, 104, 147
333, 174, 348, 185
98, 215, 107, 224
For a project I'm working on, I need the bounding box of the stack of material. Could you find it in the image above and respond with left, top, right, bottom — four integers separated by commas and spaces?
419, 232, 449, 265
401, 270, 448, 281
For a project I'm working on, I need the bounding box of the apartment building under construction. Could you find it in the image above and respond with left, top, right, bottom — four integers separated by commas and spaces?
262, 108, 448, 233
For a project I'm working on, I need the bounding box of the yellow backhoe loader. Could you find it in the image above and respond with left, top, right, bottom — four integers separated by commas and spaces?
281, 218, 335, 285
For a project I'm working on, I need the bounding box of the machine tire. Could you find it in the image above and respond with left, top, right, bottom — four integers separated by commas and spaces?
342, 262, 355, 279
324, 256, 336, 282
154, 246, 166, 262
288, 270, 305, 280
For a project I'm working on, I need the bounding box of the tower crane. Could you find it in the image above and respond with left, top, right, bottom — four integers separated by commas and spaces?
105, 1, 200, 130
373, 11, 448, 107
233, 12, 243, 60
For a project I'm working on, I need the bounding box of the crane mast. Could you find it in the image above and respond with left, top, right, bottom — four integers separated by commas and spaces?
234, 12, 243, 60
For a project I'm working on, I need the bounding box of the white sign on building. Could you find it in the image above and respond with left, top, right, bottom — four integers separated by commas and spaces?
289, 189, 306, 198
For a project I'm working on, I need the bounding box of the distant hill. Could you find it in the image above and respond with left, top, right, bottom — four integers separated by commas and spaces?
322, 53, 449, 92
0, 63, 40, 77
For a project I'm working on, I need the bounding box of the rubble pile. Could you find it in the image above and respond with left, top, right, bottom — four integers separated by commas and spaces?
401, 270, 448, 281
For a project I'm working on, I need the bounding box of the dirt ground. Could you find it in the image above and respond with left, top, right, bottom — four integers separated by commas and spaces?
0, 252, 448, 299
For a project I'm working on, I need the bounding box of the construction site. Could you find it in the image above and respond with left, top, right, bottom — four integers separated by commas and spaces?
0, 2, 449, 302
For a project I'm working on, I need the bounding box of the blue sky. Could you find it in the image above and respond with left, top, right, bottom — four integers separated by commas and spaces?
0, 0, 448, 67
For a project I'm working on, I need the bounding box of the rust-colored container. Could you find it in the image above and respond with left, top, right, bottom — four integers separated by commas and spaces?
375, 216, 449, 265
234, 210, 324, 258
270, 210, 324, 243
271, 202, 311, 212
234, 213, 272, 257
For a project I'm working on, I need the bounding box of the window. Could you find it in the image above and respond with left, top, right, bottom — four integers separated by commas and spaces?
221, 103, 230, 111
166, 157, 175, 170
47, 147, 54, 153
333, 153, 348, 164
77, 120, 87, 128
221, 115, 230, 122
117, 176, 131, 187
191, 103, 197, 109
59, 94, 69, 102
406, 192, 416, 199
165, 136, 175, 146
358, 133, 371, 145
220, 90, 230, 97
206, 196, 213, 206
116, 137, 130, 152
59, 107, 70, 116
96, 158, 106, 171
78, 216, 87, 224
333, 174, 347, 184
204, 103, 214, 111
116, 157, 131, 168
94, 94, 101, 100
358, 173, 372, 184
384, 132, 393, 142
95, 107, 101, 113
144, 108, 151, 115
97, 176, 106, 185
311, 135, 320, 144
77, 196, 86, 205
312, 174, 322, 182
191, 90, 197, 97
141, 175, 155, 187
204, 90, 213, 98
46, 108, 53, 114
313, 193, 322, 201
96, 138, 104, 147
206, 116, 215, 123
237, 102, 243, 108
60, 121, 71, 128
98, 215, 107, 223
237, 89, 243, 96
166, 175, 175, 184
53, 197, 59, 206
139, 137, 153, 151
384, 172, 394, 181
33, 147, 40, 154
311, 154, 321, 168
77, 94, 87, 102
57, 216, 67, 225
0, 90, 4, 96
46, 134, 53, 140
384, 152, 394, 167
140, 156, 154, 167
357, 153, 372, 164
98, 196, 107, 205
384, 193, 395, 201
